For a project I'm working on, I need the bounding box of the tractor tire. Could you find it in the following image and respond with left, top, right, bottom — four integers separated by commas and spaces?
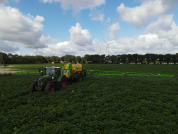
78, 73, 83, 82
45, 83, 55, 94
30, 81, 37, 93
74, 74, 79, 83
60, 76, 67, 88
83, 72, 86, 80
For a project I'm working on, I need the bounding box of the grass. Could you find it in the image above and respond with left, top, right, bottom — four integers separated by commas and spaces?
0, 64, 178, 133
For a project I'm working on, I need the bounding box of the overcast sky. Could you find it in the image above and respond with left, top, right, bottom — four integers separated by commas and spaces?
0, 0, 178, 57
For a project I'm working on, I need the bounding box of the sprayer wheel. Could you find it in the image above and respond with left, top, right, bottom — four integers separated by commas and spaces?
83, 72, 86, 80
74, 74, 79, 83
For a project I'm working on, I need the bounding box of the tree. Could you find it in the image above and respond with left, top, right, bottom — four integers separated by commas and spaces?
127, 54, 133, 64
132, 53, 139, 64
165, 54, 171, 65
3, 53, 9, 64
81, 57, 86, 63
72, 55, 76, 63
151, 54, 158, 64
110, 55, 117, 64
116, 54, 121, 64
138, 55, 145, 64
50, 56, 58, 62
64, 54, 73, 62
157, 54, 164, 64
44, 56, 51, 63
120, 54, 127, 64
170, 54, 178, 65
75, 56, 82, 63
145, 53, 152, 64
99, 54, 105, 63
61, 56, 65, 62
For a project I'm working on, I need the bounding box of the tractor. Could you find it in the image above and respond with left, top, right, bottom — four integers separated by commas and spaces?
29, 63, 86, 93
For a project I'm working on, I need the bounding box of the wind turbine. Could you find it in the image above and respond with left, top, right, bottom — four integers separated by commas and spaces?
34, 45, 41, 56
103, 38, 114, 56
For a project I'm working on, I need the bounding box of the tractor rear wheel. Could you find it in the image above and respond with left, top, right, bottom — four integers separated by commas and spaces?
45, 83, 55, 93
61, 76, 67, 88
30, 81, 37, 92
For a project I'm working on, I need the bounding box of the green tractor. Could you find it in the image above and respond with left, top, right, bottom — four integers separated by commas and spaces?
29, 63, 87, 93
30, 67, 67, 93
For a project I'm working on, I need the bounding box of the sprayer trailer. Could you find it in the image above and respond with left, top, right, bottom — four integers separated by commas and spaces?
29, 63, 86, 94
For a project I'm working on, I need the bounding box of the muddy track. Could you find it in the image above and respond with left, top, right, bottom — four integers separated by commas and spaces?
0, 67, 22, 74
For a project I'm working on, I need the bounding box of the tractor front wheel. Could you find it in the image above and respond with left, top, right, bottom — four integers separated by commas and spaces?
45, 83, 55, 93
30, 81, 37, 93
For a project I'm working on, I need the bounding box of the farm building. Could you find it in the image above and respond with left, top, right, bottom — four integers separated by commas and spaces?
0, 51, 4, 66
51, 61, 59, 64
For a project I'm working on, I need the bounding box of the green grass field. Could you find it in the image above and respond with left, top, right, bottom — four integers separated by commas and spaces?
1, 64, 178, 133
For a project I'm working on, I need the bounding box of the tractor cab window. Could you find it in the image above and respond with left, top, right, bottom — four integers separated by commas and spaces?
46, 68, 55, 75
55, 68, 60, 75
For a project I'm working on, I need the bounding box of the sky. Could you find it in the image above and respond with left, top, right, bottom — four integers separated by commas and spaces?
0, 0, 178, 57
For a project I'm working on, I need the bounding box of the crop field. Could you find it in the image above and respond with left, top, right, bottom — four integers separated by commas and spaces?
1, 64, 178, 133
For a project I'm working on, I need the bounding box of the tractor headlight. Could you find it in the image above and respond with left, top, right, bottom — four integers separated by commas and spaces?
52, 76, 54, 79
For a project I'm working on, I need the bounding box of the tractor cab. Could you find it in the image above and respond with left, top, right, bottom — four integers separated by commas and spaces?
46, 67, 60, 79
39, 67, 61, 79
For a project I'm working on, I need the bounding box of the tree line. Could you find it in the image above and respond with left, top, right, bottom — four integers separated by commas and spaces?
1, 53, 178, 64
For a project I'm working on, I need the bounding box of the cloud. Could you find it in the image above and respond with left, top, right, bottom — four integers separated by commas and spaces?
34, 15, 45, 22
41, 0, 105, 15
0, 0, 20, 4
0, 40, 19, 52
13, 0, 20, 3
145, 14, 178, 46
106, 17, 111, 22
89, 10, 105, 21
69, 23, 92, 46
116, 0, 178, 28
108, 23, 120, 40
0, 0, 7, 4
41, 41, 76, 56
0, 5, 50, 52
51, 38, 58, 42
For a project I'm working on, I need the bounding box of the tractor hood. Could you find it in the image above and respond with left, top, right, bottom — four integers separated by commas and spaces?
38, 76, 46, 83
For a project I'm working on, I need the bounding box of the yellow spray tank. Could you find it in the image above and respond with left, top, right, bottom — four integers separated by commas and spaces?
61, 63, 86, 81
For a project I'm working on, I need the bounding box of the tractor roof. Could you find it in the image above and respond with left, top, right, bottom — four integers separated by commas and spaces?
46, 67, 60, 69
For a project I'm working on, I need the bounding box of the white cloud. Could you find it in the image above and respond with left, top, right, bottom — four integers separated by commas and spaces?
145, 14, 178, 46
0, 5, 50, 52
41, 0, 105, 15
0, 0, 7, 4
13, 0, 20, 3
89, 10, 105, 21
51, 39, 58, 42
106, 17, 111, 22
108, 23, 120, 40
0, 0, 20, 4
41, 41, 76, 56
0, 40, 19, 52
34, 15, 45, 22
116, 0, 178, 28
69, 23, 92, 46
